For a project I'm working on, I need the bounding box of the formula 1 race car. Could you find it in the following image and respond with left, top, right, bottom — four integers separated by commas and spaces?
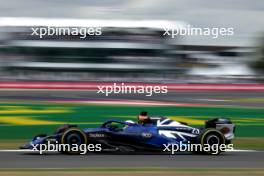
20, 116, 235, 155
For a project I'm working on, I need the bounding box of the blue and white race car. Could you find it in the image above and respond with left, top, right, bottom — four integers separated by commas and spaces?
20, 116, 235, 155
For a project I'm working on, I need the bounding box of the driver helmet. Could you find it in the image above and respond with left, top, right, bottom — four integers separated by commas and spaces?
138, 111, 150, 124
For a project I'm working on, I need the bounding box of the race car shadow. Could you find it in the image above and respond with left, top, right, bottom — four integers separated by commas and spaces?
21, 151, 229, 156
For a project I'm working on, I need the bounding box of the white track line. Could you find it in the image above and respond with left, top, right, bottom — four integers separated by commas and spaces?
226, 149, 257, 152
0, 149, 33, 152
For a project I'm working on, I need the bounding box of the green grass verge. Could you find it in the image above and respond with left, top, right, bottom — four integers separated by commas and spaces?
233, 137, 264, 150
0, 101, 263, 140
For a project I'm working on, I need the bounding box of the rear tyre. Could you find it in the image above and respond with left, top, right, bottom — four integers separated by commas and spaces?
197, 128, 225, 155
60, 128, 87, 154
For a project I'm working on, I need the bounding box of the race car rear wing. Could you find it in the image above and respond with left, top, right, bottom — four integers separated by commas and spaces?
205, 118, 235, 140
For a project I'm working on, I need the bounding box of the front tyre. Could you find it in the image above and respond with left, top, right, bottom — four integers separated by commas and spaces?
60, 128, 87, 154
197, 128, 225, 155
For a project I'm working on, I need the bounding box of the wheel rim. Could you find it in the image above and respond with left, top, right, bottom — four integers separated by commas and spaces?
66, 133, 83, 146
206, 134, 220, 146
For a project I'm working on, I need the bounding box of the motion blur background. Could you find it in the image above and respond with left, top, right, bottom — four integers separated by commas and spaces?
0, 1, 264, 175
0, 0, 263, 83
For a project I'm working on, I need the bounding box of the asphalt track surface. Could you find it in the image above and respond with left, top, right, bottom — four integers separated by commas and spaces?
0, 151, 263, 168
0, 89, 263, 168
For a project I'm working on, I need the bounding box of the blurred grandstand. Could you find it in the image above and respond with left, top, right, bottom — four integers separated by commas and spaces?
0, 17, 261, 83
